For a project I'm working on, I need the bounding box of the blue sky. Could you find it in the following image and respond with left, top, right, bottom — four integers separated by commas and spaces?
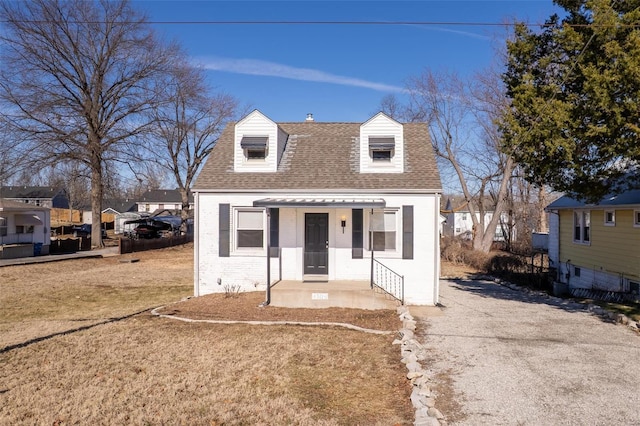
135, 1, 562, 123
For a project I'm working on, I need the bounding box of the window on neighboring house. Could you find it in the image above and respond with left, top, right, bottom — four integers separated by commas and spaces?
16, 225, 34, 234
174, 204, 180, 210
461, 213, 467, 220
0, 217, 7, 237
370, 209, 398, 251
368, 137, 395, 163
573, 210, 590, 243
574, 266, 581, 277
629, 280, 639, 295
634, 210, 640, 227
236, 209, 264, 249
604, 210, 615, 226
241, 136, 268, 161
455, 227, 461, 233
144, 204, 150, 212
158, 203, 164, 210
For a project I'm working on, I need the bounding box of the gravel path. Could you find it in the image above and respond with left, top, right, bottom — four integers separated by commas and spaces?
419, 278, 640, 426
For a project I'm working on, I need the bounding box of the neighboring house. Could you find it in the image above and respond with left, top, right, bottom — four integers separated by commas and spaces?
192, 110, 442, 306
547, 189, 640, 296
0, 198, 51, 258
441, 196, 510, 241
135, 189, 193, 213
0, 186, 68, 209
101, 199, 138, 233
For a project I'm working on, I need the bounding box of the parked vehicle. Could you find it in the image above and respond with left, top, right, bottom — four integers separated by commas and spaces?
71, 224, 107, 238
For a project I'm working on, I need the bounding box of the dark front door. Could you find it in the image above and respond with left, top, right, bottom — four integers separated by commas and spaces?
304, 213, 328, 275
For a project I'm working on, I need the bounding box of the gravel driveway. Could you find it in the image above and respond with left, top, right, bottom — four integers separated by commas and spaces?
419, 278, 640, 425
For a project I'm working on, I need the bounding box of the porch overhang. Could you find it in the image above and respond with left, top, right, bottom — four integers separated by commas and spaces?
253, 198, 386, 208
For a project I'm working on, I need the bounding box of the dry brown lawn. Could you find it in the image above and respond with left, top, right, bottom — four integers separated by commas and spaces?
0, 244, 414, 425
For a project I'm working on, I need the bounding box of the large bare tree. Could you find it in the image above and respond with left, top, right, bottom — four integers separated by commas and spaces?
0, 0, 177, 247
146, 61, 238, 231
382, 69, 515, 252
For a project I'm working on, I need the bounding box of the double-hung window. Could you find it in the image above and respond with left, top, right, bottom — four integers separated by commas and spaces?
370, 209, 398, 251
235, 209, 264, 249
0, 217, 6, 237
634, 210, 640, 228
573, 210, 590, 244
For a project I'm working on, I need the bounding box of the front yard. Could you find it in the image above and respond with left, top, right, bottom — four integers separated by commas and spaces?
0, 244, 413, 425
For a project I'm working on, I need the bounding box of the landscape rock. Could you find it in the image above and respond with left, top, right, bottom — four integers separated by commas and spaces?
428, 407, 445, 420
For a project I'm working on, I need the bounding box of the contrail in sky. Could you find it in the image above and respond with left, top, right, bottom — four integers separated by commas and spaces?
198, 56, 407, 93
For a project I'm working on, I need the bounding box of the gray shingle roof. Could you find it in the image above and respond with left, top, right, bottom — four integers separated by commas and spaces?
138, 189, 193, 203
548, 189, 640, 209
194, 121, 441, 192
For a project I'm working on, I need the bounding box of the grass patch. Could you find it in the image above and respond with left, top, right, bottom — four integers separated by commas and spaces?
574, 298, 640, 322
0, 244, 414, 424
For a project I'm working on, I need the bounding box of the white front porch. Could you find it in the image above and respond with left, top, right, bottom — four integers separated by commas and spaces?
269, 279, 400, 310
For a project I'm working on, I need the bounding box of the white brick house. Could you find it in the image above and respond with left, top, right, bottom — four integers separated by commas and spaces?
193, 110, 442, 306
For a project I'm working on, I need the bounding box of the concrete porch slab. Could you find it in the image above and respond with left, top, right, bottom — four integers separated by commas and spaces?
269, 280, 400, 310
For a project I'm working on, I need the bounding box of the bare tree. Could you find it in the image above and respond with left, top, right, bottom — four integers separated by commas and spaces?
43, 162, 91, 222
0, 0, 178, 247
383, 69, 514, 253
146, 61, 238, 231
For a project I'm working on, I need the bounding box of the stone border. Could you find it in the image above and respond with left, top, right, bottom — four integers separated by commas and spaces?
150, 305, 394, 335
473, 275, 640, 335
395, 306, 446, 426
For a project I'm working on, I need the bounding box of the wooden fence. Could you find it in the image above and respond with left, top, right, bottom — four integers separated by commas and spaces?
119, 234, 193, 254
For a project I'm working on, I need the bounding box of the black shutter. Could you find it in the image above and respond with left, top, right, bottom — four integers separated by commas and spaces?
352, 209, 363, 258
402, 205, 414, 259
219, 204, 230, 257
269, 208, 279, 257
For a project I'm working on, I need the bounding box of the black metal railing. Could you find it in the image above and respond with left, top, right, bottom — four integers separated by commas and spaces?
371, 258, 404, 304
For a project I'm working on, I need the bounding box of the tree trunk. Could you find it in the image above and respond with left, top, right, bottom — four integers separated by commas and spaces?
90, 150, 103, 249
180, 187, 190, 235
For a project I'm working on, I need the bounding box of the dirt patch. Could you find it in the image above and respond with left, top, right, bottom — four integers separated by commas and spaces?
158, 291, 401, 331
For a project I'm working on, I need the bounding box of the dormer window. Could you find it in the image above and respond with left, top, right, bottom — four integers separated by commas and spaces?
369, 137, 395, 162
241, 136, 268, 160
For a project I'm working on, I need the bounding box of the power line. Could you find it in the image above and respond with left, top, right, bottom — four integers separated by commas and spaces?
1, 19, 638, 28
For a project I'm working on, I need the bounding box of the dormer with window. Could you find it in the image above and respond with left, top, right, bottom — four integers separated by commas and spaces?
234, 110, 288, 172
359, 112, 404, 173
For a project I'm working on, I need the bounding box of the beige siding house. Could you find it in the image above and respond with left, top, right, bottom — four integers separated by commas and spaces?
547, 190, 640, 296
192, 110, 442, 307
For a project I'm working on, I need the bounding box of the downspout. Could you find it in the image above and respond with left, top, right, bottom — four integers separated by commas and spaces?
370, 208, 374, 289
193, 192, 200, 297
265, 208, 271, 305
434, 193, 441, 305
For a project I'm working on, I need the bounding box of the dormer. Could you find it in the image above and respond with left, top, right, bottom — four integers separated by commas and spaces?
359, 112, 404, 173
234, 110, 288, 173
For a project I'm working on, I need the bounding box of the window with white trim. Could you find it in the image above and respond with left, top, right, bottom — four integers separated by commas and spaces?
604, 210, 615, 226
634, 210, 640, 227
235, 208, 265, 249
369, 209, 398, 252
0, 217, 6, 237
573, 210, 590, 243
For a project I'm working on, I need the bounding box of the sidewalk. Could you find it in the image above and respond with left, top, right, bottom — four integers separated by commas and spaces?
0, 246, 120, 267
